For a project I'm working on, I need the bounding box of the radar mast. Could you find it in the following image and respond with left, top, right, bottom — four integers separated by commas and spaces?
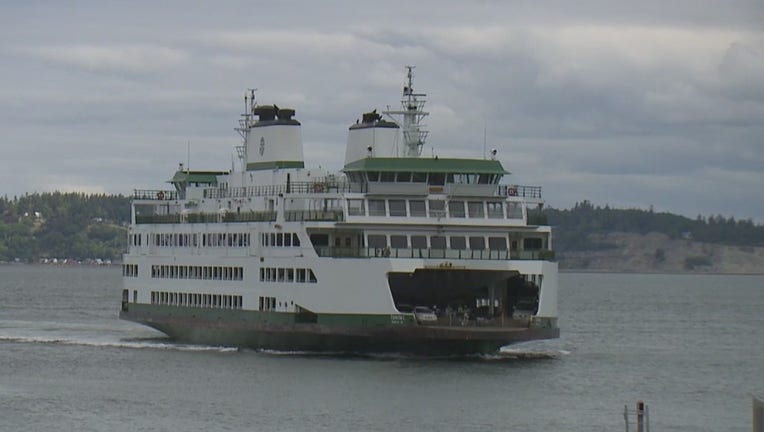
384, 66, 429, 157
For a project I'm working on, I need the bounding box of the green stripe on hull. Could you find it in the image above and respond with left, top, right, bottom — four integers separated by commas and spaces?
120, 303, 558, 355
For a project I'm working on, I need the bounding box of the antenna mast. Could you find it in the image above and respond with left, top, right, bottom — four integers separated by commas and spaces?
383, 66, 429, 157
234, 88, 256, 171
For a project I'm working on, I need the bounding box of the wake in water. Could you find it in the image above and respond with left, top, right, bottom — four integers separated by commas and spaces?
0, 319, 238, 353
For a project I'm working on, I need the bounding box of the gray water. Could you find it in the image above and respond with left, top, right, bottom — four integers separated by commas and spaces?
0, 266, 762, 431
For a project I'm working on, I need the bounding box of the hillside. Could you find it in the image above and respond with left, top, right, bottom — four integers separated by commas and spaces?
546, 201, 764, 273
0, 192, 130, 262
557, 232, 764, 273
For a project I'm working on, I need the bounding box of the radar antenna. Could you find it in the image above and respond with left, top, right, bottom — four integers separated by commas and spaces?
383, 66, 429, 157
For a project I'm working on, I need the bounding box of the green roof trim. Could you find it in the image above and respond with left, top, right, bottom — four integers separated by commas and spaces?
246, 160, 305, 171
169, 171, 227, 185
343, 157, 509, 175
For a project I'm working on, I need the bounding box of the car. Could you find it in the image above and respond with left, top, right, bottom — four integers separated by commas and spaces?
413, 306, 438, 323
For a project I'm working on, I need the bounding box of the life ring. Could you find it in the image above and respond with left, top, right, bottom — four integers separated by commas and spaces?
313, 183, 324, 193
157, 191, 165, 200
507, 187, 518, 196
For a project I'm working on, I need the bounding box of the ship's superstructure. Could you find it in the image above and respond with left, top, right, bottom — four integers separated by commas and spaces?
120, 67, 559, 354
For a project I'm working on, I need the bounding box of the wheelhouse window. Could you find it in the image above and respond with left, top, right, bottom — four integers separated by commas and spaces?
367, 172, 380, 182
397, 172, 412, 182
412, 172, 427, 183
380, 172, 396, 182
409, 200, 426, 217
428, 173, 445, 185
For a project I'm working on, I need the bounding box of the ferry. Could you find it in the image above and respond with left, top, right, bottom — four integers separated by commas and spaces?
120, 67, 559, 355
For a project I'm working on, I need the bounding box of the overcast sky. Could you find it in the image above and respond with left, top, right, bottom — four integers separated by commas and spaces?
2, 1, 763, 221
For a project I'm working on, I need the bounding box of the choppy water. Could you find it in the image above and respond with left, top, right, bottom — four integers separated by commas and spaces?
0, 266, 762, 431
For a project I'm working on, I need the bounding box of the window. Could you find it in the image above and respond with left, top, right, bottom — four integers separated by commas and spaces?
389, 200, 406, 217
468, 202, 485, 218
507, 202, 523, 219
390, 235, 408, 248
292, 233, 300, 247
448, 201, 466, 218
523, 238, 543, 250
469, 236, 485, 250
430, 236, 447, 249
284, 233, 292, 247
412, 172, 427, 183
347, 199, 365, 216
488, 237, 507, 250
428, 173, 445, 185
409, 200, 426, 217
308, 269, 317, 283
411, 235, 427, 249
380, 172, 396, 182
428, 200, 445, 217
450, 236, 466, 250
368, 199, 386, 216
487, 201, 504, 218
368, 235, 387, 248
367, 172, 380, 182
397, 172, 412, 182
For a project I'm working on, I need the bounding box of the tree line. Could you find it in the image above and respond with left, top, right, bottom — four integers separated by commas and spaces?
1, 193, 762, 262
0, 192, 130, 262
545, 200, 764, 251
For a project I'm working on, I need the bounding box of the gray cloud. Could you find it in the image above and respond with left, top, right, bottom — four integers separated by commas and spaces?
1, 0, 763, 221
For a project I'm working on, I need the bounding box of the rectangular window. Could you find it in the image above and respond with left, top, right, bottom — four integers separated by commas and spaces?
390, 235, 408, 248
411, 235, 427, 249
448, 201, 466, 218
450, 236, 466, 250
412, 172, 427, 183
523, 238, 543, 250
507, 202, 523, 219
388, 200, 406, 217
287, 268, 295, 282
487, 201, 504, 218
488, 237, 507, 250
347, 199, 366, 216
468, 201, 485, 218
284, 233, 292, 247
367, 234, 387, 248
297, 268, 306, 283
408, 200, 426, 217
430, 236, 447, 249
469, 236, 485, 250
428, 173, 445, 185
292, 233, 300, 247
396, 172, 412, 182
428, 200, 445, 217
368, 200, 386, 216
367, 172, 380, 182
276, 233, 283, 247
308, 269, 317, 283
380, 172, 396, 182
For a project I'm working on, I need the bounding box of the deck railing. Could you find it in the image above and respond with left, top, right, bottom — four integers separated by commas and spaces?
135, 211, 277, 224
497, 185, 542, 199
284, 210, 344, 222
133, 189, 178, 201
314, 246, 555, 261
